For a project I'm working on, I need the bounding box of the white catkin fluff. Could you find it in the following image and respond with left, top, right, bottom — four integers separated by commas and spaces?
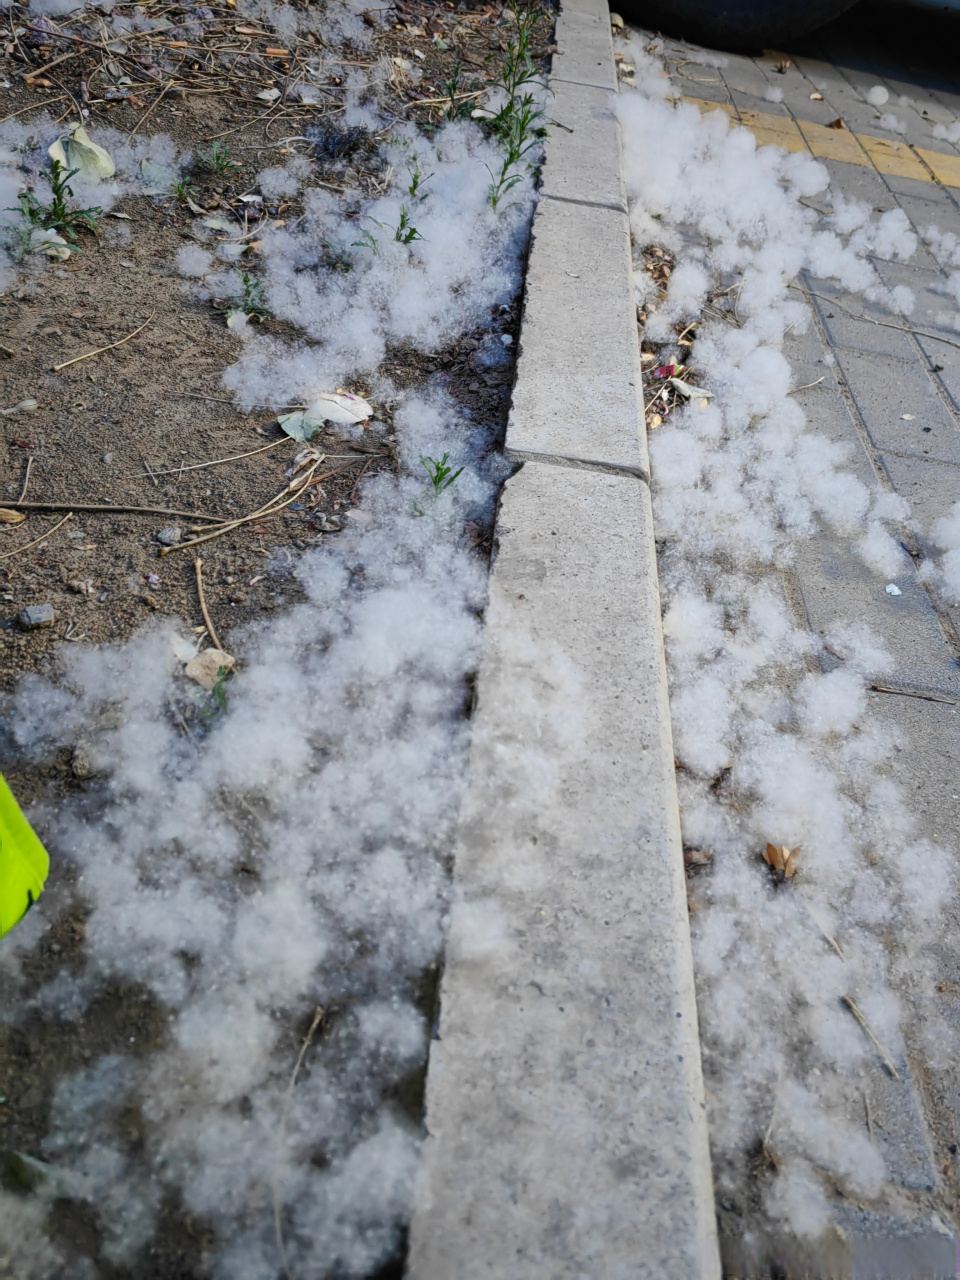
616, 36, 957, 1240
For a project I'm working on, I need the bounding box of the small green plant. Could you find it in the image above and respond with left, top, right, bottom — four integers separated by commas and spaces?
420, 453, 463, 496
172, 176, 200, 204
238, 272, 269, 321
482, 5, 547, 210
196, 141, 239, 176
487, 95, 545, 209
442, 59, 474, 121
394, 206, 422, 245
406, 164, 432, 201
200, 667, 229, 719
351, 224, 380, 255
10, 159, 101, 243
320, 237, 354, 271
211, 667, 229, 713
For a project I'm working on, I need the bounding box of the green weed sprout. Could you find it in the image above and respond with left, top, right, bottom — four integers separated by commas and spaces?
197, 141, 239, 175
483, 5, 547, 210
420, 453, 464, 496
407, 165, 432, 200
173, 177, 200, 204
394, 206, 423, 245
10, 160, 101, 243
239, 272, 269, 321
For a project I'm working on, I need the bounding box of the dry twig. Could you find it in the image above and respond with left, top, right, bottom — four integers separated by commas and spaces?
17, 457, 33, 504
8, 500, 222, 521
0, 511, 73, 562
273, 1007, 324, 1280
134, 437, 287, 478
52, 315, 153, 372
193, 557, 223, 651
841, 995, 899, 1078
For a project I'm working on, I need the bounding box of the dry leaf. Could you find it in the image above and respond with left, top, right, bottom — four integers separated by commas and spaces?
648, 413, 662, 428
684, 847, 712, 868
763, 842, 801, 879
49, 123, 115, 183
810, 91, 824, 101
185, 648, 235, 691
0, 508, 26, 524
826, 117, 844, 129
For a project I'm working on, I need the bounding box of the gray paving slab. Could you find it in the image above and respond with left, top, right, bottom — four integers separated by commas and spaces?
792, 533, 960, 699
833, 348, 960, 465
915, 345, 960, 418
718, 56, 772, 99
541, 77, 625, 213
552, 2, 617, 93
407, 463, 721, 1280
872, 260, 960, 336
506, 195, 647, 476
657, 14, 960, 1270
880, 453, 960, 561
887, 185, 959, 229
818, 156, 893, 206
805, 277, 917, 359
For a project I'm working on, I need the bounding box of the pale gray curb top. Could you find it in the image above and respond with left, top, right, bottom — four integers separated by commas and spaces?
406, 2, 721, 1276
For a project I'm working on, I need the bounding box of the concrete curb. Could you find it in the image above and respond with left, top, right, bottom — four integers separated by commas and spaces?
406, 3, 721, 1275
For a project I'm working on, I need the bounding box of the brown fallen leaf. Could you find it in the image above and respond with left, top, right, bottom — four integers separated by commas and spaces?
648, 413, 662, 429
763, 842, 801, 879
0, 508, 26, 524
937, 980, 960, 996
684, 846, 712, 869
810, 91, 824, 101
776, 59, 791, 73
826, 117, 845, 129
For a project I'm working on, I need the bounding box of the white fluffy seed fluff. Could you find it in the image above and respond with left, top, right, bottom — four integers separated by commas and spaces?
616, 36, 958, 1239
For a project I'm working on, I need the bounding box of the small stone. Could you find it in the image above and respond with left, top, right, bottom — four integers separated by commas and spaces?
228, 591, 246, 604
157, 526, 181, 546
19, 603, 55, 629
185, 648, 236, 691
71, 741, 102, 779
102, 452, 114, 464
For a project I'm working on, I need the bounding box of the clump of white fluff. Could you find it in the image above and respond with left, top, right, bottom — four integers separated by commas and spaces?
616, 34, 957, 1242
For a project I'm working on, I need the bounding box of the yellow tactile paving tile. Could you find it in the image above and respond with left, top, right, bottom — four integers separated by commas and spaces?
796, 118, 872, 165
856, 132, 930, 181
681, 96, 735, 119
681, 96, 960, 191
916, 147, 960, 190
738, 108, 807, 153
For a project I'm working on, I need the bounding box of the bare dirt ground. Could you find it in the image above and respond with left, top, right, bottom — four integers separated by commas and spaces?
0, 1, 553, 1273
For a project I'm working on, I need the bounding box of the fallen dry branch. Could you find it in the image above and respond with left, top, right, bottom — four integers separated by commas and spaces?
193, 557, 223, 651
163, 456, 328, 555
792, 283, 960, 354
0, 511, 73, 562
134, 438, 286, 478
8, 500, 223, 521
841, 995, 900, 1079
52, 315, 153, 372
869, 682, 960, 708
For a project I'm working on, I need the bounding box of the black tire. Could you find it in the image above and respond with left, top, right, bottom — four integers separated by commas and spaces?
618, 0, 861, 50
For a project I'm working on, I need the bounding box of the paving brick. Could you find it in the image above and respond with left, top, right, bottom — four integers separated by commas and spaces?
805, 277, 917, 360
834, 348, 960, 465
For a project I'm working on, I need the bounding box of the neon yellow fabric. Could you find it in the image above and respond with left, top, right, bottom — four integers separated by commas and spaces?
0, 773, 49, 938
